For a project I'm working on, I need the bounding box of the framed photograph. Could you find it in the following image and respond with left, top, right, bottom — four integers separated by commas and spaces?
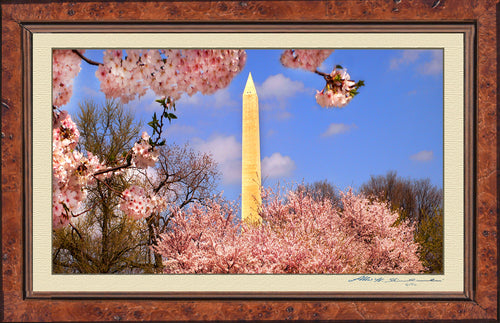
2, 1, 498, 321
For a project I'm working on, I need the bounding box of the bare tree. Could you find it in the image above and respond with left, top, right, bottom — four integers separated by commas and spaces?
140, 143, 221, 270
360, 171, 442, 224
296, 179, 341, 207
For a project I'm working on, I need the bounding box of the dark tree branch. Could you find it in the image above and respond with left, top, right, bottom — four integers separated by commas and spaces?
93, 160, 131, 177
69, 222, 82, 239
314, 69, 329, 77
73, 50, 102, 66
92, 174, 125, 197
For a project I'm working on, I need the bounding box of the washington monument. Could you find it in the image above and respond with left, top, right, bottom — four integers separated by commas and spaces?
241, 73, 262, 224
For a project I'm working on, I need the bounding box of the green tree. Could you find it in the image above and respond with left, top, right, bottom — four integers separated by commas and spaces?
52, 99, 151, 273
414, 208, 443, 273
76, 99, 141, 165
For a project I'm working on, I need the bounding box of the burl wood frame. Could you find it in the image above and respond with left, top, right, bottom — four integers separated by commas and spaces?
2, 1, 498, 321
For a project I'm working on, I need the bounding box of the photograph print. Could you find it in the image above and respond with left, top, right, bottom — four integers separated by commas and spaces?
51, 48, 443, 275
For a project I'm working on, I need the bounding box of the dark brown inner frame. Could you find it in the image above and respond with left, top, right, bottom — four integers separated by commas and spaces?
1, 1, 497, 321
22, 23, 475, 301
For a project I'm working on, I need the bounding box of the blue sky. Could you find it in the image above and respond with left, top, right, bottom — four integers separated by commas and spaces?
63, 49, 443, 202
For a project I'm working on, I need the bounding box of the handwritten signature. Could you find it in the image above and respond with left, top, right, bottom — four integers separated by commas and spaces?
348, 276, 442, 284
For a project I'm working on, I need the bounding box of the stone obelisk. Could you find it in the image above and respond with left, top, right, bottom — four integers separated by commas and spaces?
241, 73, 262, 225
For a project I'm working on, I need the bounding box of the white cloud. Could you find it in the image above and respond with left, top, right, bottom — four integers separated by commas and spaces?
252, 74, 309, 121
124, 89, 159, 112
410, 150, 434, 162
178, 92, 203, 106
420, 51, 443, 75
194, 135, 240, 162
321, 123, 356, 137
260, 103, 294, 121
178, 88, 237, 109
257, 74, 306, 103
390, 50, 442, 75
81, 86, 101, 98
193, 135, 242, 185
212, 88, 238, 108
318, 60, 329, 73
262, 152, 296, 179
390, 50, 421, 70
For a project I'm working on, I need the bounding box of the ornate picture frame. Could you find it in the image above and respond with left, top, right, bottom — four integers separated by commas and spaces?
2, 1, 497, 321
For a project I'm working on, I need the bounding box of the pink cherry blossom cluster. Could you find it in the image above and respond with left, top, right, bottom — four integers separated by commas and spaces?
52, 109, 165, 228
279, 50, 362, 108
315, 68, 357, 108
132, 132, 159, 168
119, 185, 167, 220
280, 49, 334, 72
95, 49, 247, 103
154, 189, 425, 274
52, 110, 105, 229
53, 50, 84, 107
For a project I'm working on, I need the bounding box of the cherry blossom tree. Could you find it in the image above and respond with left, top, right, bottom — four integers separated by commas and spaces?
53, 50, 85, 108
95, 49, 247, 103
52, 110, 106, 229
154, 189, 425, 274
